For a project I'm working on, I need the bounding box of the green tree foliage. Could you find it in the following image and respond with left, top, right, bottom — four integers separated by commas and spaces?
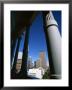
42, 68, 50, 79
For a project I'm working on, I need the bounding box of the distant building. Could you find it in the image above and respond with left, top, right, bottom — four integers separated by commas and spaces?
39, 52, 47, 69
35, 59, 40, 68
34, 52, 47, 70
34, 61, 36, 68
27, 56, 33, 69
16, 59, 22, 73
16, 52, 22, 73
28, 67, 45, 79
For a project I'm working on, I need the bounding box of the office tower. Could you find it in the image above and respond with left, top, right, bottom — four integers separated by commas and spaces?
34, 52, 47, 69
34, 61, 36, 68
39, 52, 47, 69
35, 59, 40, 68
27, 56, 33, 69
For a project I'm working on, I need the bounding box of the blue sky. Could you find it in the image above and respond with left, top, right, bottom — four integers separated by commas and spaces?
19, 11, 61, 63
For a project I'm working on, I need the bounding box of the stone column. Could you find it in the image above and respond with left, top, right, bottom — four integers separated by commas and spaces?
42, 11, 61, 79
20, 26, 30, 79
11, 36, 21, 78
11, 39, 17, 68
11, 11, 16, 68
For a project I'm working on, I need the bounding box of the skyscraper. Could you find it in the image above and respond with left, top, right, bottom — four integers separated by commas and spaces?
35, 59, 40, 68
34, 51, 47, 69
27, 56, 33, 69
39, 52, 47, 69
34, 61, 36, 68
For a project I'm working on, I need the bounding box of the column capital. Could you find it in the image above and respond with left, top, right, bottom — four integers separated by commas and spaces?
46, 11, 58, 28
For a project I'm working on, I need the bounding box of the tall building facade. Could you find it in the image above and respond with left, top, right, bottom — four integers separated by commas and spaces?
34, 61, 36, 68
39, 52, 47, 69
27, 56, 33, 69
34, 52, 47, 69
35, 59, 40, 68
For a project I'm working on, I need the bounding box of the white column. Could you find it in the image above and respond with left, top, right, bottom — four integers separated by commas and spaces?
46, 11, 61, 79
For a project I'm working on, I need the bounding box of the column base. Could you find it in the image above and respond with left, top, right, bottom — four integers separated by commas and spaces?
50, 74, 61, 79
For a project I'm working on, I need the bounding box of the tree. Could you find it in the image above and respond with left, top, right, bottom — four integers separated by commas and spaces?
42, 67, 50, 79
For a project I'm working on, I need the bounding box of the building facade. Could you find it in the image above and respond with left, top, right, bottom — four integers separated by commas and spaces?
39, 52, 47, 69
16, 59, 22, 73
28, 67, 45, 79
27, 56, 33, 69
15, 52, 22, 73
34, 52, 47, 70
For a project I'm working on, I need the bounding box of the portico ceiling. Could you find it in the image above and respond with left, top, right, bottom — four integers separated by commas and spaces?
11, 11, 37, 40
